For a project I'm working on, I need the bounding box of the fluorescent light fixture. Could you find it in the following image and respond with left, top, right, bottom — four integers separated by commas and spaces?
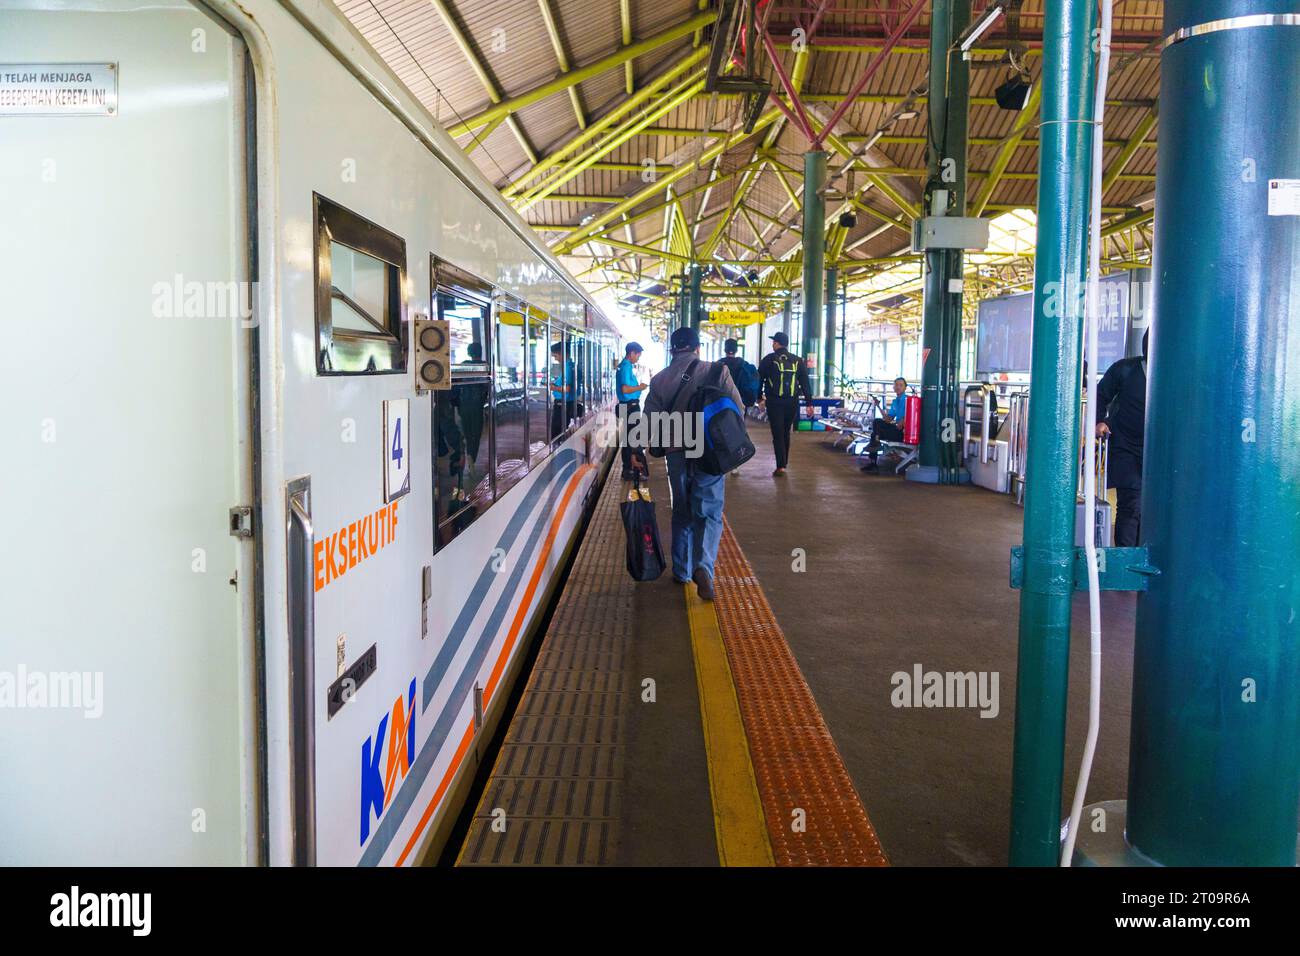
958, 4, 1005, 57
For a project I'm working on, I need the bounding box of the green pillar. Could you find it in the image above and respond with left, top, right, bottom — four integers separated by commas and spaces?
913, 0, 971, 485
842, 279, 849, 385
824, 266, 838, 394
781, 298, 792, 340
688, 263, 703, 330
801, 150, 827, 388
1008, 0, 1097, 866
1125, 0, 1300, 866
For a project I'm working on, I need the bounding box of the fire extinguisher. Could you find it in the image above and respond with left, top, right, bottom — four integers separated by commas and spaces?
903, 394, 922, 445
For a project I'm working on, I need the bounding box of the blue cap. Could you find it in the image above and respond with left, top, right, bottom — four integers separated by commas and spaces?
670, 326, 700, 352
770, 331, 789, 347
625, 341, 643, 355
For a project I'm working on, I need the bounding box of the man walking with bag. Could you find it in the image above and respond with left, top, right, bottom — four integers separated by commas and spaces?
643, 327, 746, 601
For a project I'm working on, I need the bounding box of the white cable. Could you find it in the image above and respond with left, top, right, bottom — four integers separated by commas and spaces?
1061, 0, 1112, 868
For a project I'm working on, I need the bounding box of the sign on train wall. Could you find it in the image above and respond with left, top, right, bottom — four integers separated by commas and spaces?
976, 270, 1150, 375
0, 63, 118, 115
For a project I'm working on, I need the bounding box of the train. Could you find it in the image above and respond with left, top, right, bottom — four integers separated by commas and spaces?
1, 0, 620, 865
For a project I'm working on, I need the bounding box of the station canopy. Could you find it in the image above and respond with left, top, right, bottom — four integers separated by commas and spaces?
336, 0, 1161, 337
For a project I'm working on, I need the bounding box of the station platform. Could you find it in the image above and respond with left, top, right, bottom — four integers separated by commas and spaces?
457, 424, 1137, 866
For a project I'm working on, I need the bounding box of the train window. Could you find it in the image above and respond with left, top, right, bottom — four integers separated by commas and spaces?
526, 311, 550, 464
314, 194, 406, 374
493, 301, 529, 500
569, 330, 587, 423
432, 291, 492, 549
604, 343, 614, 404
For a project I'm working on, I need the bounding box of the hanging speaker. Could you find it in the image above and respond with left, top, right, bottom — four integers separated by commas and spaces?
995, 75, 1033, 111
414, 317, 451, 392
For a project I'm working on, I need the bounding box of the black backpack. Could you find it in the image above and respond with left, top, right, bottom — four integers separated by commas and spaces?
691, 364, 756, 475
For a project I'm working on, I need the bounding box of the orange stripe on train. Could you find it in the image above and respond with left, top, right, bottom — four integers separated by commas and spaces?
393, 465, 594, 866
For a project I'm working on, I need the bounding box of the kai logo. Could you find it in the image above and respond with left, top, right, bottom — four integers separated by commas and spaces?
359, 677, 416, 845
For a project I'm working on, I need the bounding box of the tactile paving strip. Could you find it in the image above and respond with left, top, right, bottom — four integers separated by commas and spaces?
713, 519, 890, 867
458, 469, 631, 866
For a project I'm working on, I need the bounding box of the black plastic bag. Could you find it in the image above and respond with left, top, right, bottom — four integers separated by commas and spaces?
621, 481, 665, 582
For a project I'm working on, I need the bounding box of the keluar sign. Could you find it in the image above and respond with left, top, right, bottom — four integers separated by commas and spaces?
704, 310, 766, 326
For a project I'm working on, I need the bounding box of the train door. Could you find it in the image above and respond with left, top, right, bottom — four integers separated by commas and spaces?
0, 1, 258, 863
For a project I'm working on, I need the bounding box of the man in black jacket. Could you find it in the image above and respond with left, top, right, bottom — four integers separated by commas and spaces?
758, 331, 813, 476
1095, 329, 1149, 547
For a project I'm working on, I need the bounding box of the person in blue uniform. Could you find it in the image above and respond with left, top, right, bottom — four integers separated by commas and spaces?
1095, 329, 1149, 546
616, 342, 648, 480
550, 341, 576, 440
861, 377, 909, 472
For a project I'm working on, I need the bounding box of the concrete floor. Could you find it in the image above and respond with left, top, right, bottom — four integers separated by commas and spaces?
618, 460, 719, 865
722, 420, 1136, 866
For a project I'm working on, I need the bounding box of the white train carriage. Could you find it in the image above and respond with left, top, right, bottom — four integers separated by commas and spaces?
0, 0, 620, 866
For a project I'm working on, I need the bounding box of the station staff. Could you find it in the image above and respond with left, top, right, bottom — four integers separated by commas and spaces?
550, 341, 576, 439
861, 377, 909, 473
617, 342, 648, 480
1095, 329, 1149, 547
757, 331, 813, 476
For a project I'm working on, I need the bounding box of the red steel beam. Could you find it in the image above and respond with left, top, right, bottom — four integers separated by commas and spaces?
805, 0, 835, 40
810, 0, 928, 147
760, 28, 817, 142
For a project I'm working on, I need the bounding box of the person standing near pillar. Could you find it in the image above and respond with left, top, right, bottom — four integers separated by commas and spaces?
1095, 329, 1148, 546
758, 331, 813, 476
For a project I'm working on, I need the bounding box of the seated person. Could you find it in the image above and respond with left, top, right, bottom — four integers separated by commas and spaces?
861, 377, 909, 473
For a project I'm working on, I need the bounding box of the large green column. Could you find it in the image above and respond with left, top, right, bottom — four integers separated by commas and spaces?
824, 265, 838, 394
912, 0, 971, 484
801, 150, 827, 388
1125, 0, 1300, 866
1008, 0, 1097, 866
688, 264, 703, 330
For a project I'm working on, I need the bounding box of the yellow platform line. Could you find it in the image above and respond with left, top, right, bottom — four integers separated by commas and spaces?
684, 583, 775, 867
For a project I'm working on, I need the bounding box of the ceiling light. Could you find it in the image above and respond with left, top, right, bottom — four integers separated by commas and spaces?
958, 4, 1005, 58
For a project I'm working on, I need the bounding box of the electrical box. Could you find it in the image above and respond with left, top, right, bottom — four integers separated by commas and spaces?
911, 216, 991, 252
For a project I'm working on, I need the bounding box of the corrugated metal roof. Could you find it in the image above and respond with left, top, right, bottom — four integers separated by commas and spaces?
332, 0, 1164, 326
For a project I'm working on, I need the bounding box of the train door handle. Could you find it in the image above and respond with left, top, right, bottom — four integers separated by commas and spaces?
286, 477, 316, 866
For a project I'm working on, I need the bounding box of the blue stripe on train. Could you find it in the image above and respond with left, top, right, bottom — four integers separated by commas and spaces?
420, 449, 577, 712
359, 453, 580, 866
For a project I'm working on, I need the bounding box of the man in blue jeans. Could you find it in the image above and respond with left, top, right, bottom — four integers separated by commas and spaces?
643, 326, 744, 601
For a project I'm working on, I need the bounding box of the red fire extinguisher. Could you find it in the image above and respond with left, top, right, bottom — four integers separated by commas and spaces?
903, 394, 922, 445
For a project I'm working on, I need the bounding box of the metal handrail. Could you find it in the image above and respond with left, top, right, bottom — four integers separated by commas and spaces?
286, 478, 316, 867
